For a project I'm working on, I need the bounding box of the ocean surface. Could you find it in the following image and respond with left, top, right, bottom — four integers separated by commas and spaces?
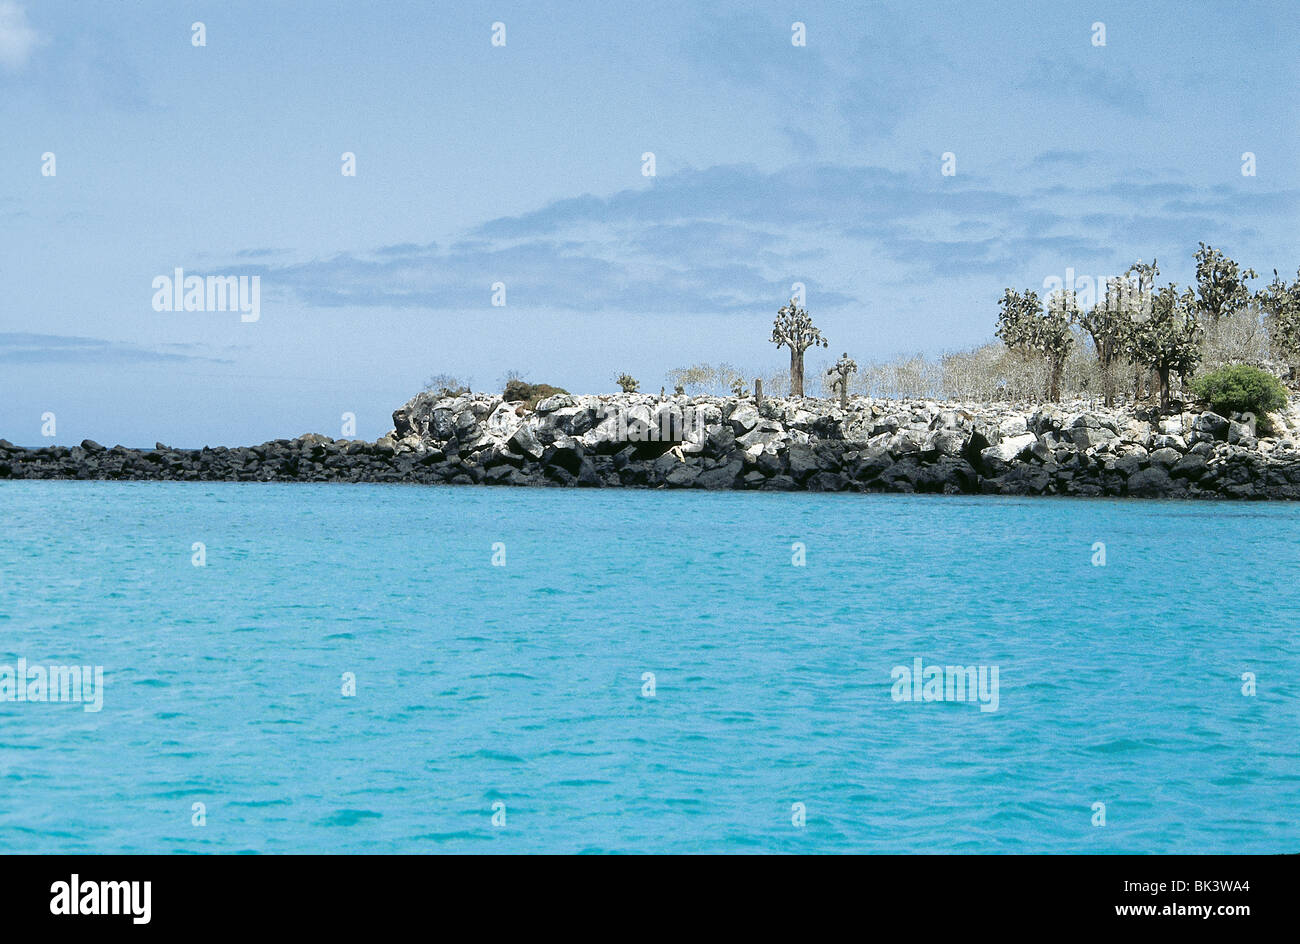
1, 481, 1297, 854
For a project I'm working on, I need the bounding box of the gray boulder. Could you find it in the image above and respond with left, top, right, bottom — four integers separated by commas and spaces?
1228, 416, 1257, 446
1192, 411, 1230, 440
535, 394, 574, 413
508, 424, 544, 460
786, 444, 821, 481
1126, 466, 1173, 496
728, 404, 760, 434
542, 436, 583, 474
1072, 412, 1119, 432
1070, 425, 1117, 448
981, 432, 1037, 464
696, 459, 743, 489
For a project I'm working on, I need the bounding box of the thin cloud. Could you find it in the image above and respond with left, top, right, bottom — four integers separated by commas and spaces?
0, 333, 233, 366
241, 241, 855, 314
1031, 150, 1101, 167
233, 161, 1298, 315
1021, 57, 1149, 113
0, 1, 40, 71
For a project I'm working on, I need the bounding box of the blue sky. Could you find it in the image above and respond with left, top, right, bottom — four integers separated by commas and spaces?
2, 0, 1298, 445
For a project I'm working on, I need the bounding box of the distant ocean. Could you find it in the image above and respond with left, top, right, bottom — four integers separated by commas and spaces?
2, 482, 1296, 853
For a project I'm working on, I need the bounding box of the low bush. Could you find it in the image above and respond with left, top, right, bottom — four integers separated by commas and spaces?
1190, 364, 1288, 432
503, 379, 568, 409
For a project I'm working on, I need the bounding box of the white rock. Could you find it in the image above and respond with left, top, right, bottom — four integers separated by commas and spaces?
535, 394, 574, 413
984, 432, 1037, 462
998, 415, 1028, 436
728, 404, 760, 433
486, 402, 522, 437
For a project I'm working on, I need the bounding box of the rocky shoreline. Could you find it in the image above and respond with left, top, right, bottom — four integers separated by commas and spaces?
5, 390, 1300, 500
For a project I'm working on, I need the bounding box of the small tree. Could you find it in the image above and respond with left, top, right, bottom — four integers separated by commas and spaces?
1127, 283, 1202, 411
1193, 243, 1257, 325
1124, 259, 1160, 401
616, 373, 639, 393
1259, 268, 1300, 381
425, 373, 470, 397
771, 297, 828, 397
1075, 262, 1158, 407
715, 363, 748, 397
995, 288, 1072, 401
1042, 292, 1078, 401
498, 368, 526, 389
825, 352, 858, 408
1078, 281, 1133, 407
666, 363, 716, 396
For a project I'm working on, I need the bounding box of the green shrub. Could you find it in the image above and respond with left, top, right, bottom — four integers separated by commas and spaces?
523, 383, 567, 406
1190, 364, 1288, 432
616, 373, 639, 393
502, 379, 568, 409
502, 379, 532, 402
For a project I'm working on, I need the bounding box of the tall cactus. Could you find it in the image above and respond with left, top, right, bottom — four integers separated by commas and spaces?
825, 352, 858, 408
771, 297, 828, 397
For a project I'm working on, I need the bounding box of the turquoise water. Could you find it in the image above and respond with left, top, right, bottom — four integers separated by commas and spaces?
1, 481, 1297, 854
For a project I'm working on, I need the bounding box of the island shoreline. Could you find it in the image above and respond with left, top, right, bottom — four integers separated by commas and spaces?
6, 392, 1300, 501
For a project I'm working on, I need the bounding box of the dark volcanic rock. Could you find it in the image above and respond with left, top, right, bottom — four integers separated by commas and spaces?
1126, 466, 1174, 497
542, 438, 583, 475
786, 444, 821, 482
696, 459, 742, 490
